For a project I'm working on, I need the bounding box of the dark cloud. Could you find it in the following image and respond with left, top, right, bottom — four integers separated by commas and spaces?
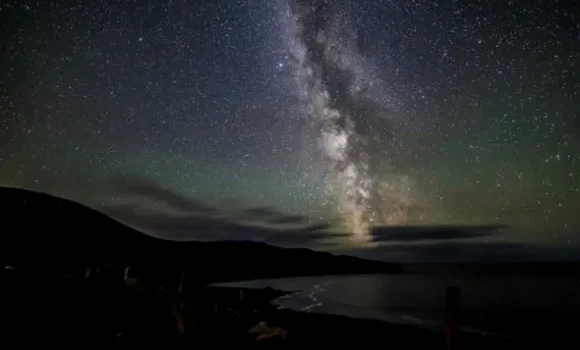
107, 175, 215, 214
302, 222, 333, 232
346, 241, 580, 263
243, 207, 281, 218
238, 207, 311, 226
102, 175, 343, 248
268, 214, 310, 225
105, 205, 346, 248
370, 225, 507, 243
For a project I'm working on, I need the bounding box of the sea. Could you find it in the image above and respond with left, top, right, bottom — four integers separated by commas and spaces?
218, 263, 580, 341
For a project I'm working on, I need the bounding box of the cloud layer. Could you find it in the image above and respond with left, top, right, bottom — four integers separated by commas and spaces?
102, 174, 345, 248
98, 174, 580, 262
370, 225, 507, 243
346, 240, 580, 263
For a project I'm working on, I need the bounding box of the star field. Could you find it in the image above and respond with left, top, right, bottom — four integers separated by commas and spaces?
1, 0, 579, 245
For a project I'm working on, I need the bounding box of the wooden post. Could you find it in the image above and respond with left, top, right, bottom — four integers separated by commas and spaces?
445, 286, 461, 350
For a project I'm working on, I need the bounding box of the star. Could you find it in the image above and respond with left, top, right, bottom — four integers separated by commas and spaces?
0, 0, 578, 245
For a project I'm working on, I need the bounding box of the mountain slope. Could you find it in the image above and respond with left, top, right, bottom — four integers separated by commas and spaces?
0, 186, 402, 282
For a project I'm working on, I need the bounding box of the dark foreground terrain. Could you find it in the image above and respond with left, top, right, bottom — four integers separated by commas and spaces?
0, 186, 401, 279
0, 187, 552, 348
1, 265, 542, 349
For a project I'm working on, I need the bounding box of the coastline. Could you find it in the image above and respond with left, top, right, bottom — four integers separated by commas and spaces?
0, 265, 558, 349
207, 285, 541, 349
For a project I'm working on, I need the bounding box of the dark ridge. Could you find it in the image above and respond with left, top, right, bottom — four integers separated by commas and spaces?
0, 186, 402, 283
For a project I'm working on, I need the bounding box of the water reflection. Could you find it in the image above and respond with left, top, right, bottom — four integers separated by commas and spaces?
219, 272, 580, 337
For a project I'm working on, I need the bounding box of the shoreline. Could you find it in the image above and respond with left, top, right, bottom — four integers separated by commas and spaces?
207, 285, 555, 349
0, 265, 565, 349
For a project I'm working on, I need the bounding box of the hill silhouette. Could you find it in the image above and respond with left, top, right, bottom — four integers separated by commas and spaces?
0, 186, 402, 283
0, 187, 544, 349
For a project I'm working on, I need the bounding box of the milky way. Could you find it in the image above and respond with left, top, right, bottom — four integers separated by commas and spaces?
284, 0, 418, 243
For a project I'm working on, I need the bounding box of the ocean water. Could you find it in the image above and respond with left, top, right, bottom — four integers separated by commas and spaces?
219, 264, 580, 340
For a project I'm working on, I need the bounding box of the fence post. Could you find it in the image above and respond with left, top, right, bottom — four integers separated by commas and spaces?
445, 286, 461, 350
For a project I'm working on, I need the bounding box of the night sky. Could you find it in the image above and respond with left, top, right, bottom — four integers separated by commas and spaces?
1, 0, 579, 255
